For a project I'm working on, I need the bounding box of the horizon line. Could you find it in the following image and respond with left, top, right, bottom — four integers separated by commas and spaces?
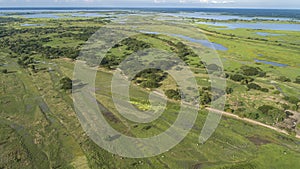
0, 6, 300, 10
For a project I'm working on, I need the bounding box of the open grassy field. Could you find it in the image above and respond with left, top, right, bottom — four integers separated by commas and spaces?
0, 12, 299, 169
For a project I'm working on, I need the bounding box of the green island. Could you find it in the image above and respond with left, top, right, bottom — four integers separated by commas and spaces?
0, 10, 300, 169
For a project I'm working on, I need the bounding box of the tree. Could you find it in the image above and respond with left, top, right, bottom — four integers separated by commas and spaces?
247, 83, 262, 90
294, 76, 300, 84
60, 77, 72, 90
1, 69, 8, 74
200, 92, 211, 105
230, 74, 245, 82
276, 76, 291, 82
226, 87, 233, 94
165, 89, 181, 100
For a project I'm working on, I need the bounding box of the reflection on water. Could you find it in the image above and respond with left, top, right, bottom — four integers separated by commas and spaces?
140, 31, 228, 51
21, 23, 45, 27
255, 59, 288, 67
256, 32, 284, 36
198, 22, 300, 31
165, 12, 298, 21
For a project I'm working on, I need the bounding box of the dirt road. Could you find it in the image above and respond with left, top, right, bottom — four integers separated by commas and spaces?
205, 107, 291, 136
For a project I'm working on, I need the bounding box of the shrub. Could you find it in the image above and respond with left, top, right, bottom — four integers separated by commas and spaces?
230, 74, 245, 82
165, 89, 181, 100
247, 83, 262, 90
140, 79, 160, 88
294, 76, 300, 84
240, 66, 259, 76
1, 69, 8, 74
284, 96, 300, 105
240, 65, 266, 77
226, 87, 234, 94
60, 77, 72, 90
276, 76, 291, 82
260, 88, 269, 92
200, 92, 212, 105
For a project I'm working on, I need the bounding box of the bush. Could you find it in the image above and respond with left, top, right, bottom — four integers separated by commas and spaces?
276, 76, 291, 82
226, 87, 233, 94
60, 77, 72, 90
140, 79, 160, 88
200, 92, 211, 105
240, 66, 259, 76
230, 74, 245, 82
1, 69, 8, 73
258, 105, 284, 122
260, 88, 269, 92
247, 83, 261, 90
240, 65, 266, 77
284, 96, 300, 105
165, 89, 181, 100
294, 76, 300, 84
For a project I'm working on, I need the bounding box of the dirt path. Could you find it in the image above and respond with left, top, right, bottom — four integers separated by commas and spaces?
205, 107, 290, 136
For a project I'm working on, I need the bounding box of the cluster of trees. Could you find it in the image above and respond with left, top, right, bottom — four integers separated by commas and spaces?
175, 42, 198, 61
247, 83, 269, 92
1, 69, 8, 74
134, 68, 167, 89
258, 105, 285, 122
240, 65, 266, 77
165, 89, 181, 100
0, 25, 102, 61
148, 35, 201, 66
0, 37, 80, 60
101, 38, 152, 68
17, 55, 34, 68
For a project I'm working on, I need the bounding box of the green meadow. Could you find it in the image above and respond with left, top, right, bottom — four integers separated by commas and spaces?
0, 13, 299, 169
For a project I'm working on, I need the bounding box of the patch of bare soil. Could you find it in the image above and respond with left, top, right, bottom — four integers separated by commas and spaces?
247, 136, 271, 146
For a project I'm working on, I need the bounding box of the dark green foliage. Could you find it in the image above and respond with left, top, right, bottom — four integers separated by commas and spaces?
260, 88, 269, 92
230, 74, 245, 82
240, 65, 266, 77
294, 76, 300, 84
134, 68, 167, 89
1, 69, 8, 73
60, 77, 72, 90
200, 92, 212, 105
258, 105, 285, 122
140, 79, 160, 88
226, 87, 234, 94
276, 76, 291, 82
175, 42, 197, 60
121, 37, 151, 52
284, 96, 300, 105
165, 89, 181, 100
17, 55, 34, 68
247, 83, 261, 90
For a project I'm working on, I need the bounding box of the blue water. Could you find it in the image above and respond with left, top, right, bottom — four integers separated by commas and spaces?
255, 59, 288, 67
140, 31, 228, 51
170, 34, 228, 51
1, 8, 299, 20
71, 13, 108, 17
166, 12, 298, 21
198, 22, 300, 31
21, 23, 45, 27
23, 13, 61, 18
256, 32, 284, 36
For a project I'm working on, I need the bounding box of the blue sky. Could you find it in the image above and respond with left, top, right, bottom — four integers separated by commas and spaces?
0, 0, 299, 8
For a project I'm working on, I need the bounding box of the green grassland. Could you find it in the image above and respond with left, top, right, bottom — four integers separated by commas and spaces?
0, 14, 300, 169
